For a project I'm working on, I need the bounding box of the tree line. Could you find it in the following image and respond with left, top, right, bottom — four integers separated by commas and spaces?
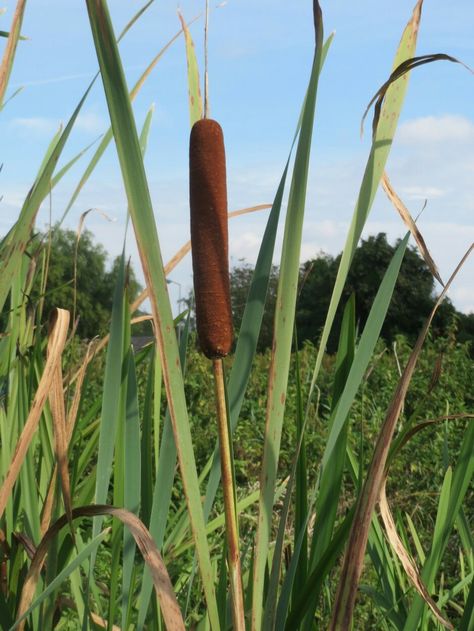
230, 233, 473, 353
14, 227, 474, 354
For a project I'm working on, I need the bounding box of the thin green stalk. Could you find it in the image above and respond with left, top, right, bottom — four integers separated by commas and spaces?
213, 358, 245, 631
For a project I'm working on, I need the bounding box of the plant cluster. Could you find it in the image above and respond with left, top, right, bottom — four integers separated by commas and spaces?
0, 1, 472, 630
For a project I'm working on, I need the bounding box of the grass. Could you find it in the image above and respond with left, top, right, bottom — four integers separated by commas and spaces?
0, 1, 473, 630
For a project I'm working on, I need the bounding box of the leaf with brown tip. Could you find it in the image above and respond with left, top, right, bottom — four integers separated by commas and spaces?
362, 53, 473, 137
178, 10, 203, 125
0, 0, 26, 108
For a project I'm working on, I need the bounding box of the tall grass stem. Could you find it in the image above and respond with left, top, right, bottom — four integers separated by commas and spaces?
213, 358, 245, 631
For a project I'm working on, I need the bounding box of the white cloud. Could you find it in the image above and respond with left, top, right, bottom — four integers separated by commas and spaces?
398, 115, 474, 146
450, 286, 474, 314
75, 112, 106, 134
230, 231, 266, 264
12, 117, 60, 136
12, 72, 94, 89
11, 111, 105, 137
400, 185, 446, 200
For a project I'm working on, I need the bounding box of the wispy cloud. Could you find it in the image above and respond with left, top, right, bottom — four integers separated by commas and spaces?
11, 112, 106, 136
11, 64, 148, 90
75, 112, 107, 133
451, 286, 474, 313
398, 115, 474, 145
400, 185, 446, 200
11, 72, 95, 88
12, 116, 60, 136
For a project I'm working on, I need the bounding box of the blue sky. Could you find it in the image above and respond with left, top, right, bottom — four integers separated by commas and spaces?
1, 0, 473, 313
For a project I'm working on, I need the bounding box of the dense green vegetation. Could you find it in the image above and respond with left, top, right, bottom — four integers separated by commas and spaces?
24, 226, 141, 338
183, 326, 473, 492
78, 326, 472, 627
181, 330, 473, 626
0, 1, 472, 630
22, 227, 472, 354
190, 232, 474, 354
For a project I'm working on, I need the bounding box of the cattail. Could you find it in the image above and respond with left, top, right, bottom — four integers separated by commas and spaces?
189, 118, 233, 359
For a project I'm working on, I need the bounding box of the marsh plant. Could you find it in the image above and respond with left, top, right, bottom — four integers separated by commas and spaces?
0, 1, 472, 630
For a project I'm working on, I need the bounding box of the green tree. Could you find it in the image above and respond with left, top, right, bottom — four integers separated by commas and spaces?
179, 233, 474, 355
230, 263, 279, 352
31, 226, 142, 338
296, 254, 337, 349
183, 262, 279, 353
296, 233, 459, 352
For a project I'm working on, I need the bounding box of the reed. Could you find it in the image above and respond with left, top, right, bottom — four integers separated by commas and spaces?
0, 1, 472, 630
189, 115, 245, 630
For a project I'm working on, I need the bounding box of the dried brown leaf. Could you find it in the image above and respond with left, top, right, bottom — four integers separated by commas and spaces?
131, 314, 154, 327
379, 481, 453, 629
0, 308, 70, 520
378, 413, 474, 627
48, 339, 74, 538
13, 532, 36, 561
66, 340, 96, 440
40, 471, 57, 537
41, 341, 96, 536
362, 52, 473, 138
394, 413, 474, 457
382, 172, 443, 286
330, 243, 472, 631
16, 505, 185, 631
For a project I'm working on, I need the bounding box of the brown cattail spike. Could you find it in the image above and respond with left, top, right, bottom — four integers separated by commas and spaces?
190, 118, 233, 358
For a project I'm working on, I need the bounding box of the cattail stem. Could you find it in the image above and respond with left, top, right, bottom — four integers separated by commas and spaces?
213, 358, 246, 631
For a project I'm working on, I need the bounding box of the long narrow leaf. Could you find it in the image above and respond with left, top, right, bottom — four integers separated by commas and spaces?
251, 5, 325, 628
58, 15, 196, 226
93, 253, 126, 521
306, 0, 423, 408
329, 244, 472, 631
121, 352, 141, 630
178, 10, 203, 125
136, 317, 189, 630
85, 2, 219, 626
0, 0, 26, 107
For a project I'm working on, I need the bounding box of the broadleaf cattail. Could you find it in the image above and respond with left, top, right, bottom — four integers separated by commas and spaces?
190, 118, 233, 359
